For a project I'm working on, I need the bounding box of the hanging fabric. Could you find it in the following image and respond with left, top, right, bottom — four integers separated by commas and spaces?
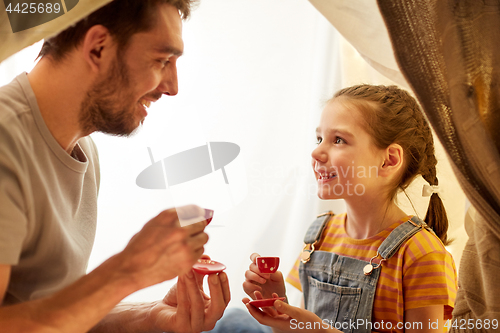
376, 0, 500, 329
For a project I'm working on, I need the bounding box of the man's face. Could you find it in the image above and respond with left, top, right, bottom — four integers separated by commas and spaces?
80, 4, 184, 136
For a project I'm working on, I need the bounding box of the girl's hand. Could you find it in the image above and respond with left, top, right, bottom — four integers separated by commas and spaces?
242, 253, 286, 301
242, 294, 337, 333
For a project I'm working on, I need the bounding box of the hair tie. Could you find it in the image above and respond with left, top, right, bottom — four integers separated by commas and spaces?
422, 184, 440, 197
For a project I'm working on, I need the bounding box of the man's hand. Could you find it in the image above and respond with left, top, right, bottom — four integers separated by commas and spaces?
150, 266, 231, 333
114, 205, 209, 290
0, 205, 213, 333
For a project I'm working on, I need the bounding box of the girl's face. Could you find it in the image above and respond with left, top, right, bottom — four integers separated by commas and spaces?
311, 99, 386, 200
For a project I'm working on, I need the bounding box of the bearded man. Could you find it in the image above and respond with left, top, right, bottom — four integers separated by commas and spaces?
0, 1, 230, 332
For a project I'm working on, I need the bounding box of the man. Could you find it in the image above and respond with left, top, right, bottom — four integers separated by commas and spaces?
0, 0, 230, 332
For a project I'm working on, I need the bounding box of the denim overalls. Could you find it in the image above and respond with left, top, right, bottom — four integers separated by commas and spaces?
299, 212, 433, 333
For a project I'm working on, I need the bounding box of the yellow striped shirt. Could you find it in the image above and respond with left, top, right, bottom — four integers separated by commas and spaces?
286, 213, 457, 333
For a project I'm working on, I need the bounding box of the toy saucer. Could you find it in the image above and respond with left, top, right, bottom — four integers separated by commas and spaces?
192, 259, 226, 274
249, 297, 286, 308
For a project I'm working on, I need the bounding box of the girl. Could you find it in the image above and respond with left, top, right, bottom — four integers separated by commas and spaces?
242, 85, 457, 333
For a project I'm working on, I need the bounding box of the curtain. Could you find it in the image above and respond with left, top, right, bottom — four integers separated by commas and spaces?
310, 0, 499, 328
375, 0, 500, 329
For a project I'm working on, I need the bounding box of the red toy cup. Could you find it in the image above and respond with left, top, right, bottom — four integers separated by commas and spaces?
257, 257, 280, 273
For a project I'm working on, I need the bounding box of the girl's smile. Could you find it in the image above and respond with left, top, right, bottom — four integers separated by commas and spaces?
315, 172, 338, 185
312, 99, 386, 200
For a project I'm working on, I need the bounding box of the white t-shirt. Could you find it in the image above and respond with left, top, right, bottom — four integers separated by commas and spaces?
0, 73, 100, 305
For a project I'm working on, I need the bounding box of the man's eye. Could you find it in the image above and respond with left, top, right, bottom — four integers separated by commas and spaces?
158, 59, 169, 67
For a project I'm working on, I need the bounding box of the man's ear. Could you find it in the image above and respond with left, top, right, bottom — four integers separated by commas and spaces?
379, 143, 404, 178
81, 25, 114, 72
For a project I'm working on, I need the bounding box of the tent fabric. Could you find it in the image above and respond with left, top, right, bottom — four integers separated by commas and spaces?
308, 0, 410, 89
0, 0, 112, 63
376, 0, 500, 327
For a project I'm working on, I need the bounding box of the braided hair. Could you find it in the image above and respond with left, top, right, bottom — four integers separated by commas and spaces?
333, 85, 450, 245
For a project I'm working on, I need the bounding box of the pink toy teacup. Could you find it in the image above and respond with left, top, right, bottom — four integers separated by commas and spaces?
257, 257, 280, 273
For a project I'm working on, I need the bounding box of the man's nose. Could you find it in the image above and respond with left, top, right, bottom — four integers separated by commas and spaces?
158, 66, 178, 96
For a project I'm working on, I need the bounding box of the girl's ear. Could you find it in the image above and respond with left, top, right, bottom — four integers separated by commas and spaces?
379, 143, 404, 177
81, 25, 114, 73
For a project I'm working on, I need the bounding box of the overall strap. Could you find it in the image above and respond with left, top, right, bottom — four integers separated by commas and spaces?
363, 216, 433, 276
300, 211, 334, 263
378, 216, 432, 260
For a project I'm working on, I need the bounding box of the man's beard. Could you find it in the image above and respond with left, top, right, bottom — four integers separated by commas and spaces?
79, 54, 143, 137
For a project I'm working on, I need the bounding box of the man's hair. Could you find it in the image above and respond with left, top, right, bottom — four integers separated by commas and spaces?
38, 0, 197, 61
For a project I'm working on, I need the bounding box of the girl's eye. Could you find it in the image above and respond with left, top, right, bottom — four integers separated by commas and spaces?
334, 137, 345, 144
316, 137, 322, 144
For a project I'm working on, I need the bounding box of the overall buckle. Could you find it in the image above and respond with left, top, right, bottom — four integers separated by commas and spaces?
300, 241, 317, 263
363, 252, 386, 275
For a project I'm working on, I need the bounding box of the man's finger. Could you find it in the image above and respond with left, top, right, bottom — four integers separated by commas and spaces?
186, 230, 209, 248
184, 219, 207, 236
219, 272, 231, 305
204, 274, 226, 324
192, 271, 211, 300
193, 254, 211, 291
193, 270, 206, 291
175, 276, 190, 325
184, 269, 205, 332
192, 247, 205, 263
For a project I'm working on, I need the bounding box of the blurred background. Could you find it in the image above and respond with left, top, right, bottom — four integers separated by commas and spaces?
0, 0, 467, 310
